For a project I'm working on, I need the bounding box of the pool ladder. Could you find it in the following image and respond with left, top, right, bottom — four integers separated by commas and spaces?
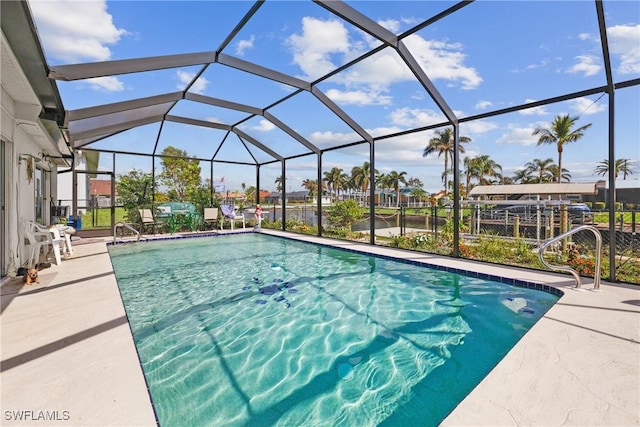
538, 225, 603, 290
113, 222, 144, 242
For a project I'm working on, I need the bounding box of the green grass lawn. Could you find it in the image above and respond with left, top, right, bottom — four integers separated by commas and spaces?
593, 211, 637, 224
76, 207, 128, 230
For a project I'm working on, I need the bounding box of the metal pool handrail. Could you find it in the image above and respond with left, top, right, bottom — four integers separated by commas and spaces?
538, 224, 603, 290
114, 222, 142, 242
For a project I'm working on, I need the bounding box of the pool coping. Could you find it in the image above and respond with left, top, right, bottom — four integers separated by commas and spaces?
1, 229, 638, 426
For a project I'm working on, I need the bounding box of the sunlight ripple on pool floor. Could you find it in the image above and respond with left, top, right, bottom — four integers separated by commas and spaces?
109, 234, 558, 426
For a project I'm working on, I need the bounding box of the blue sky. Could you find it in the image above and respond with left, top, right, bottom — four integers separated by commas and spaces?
28, 0, 639, 194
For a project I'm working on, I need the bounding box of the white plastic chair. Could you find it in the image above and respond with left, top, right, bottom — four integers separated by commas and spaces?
220, 205, 245, 230
55, 225, 75, 256
24, 221, 63, 267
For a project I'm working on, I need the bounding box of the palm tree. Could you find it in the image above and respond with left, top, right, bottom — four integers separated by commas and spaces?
463, 155, 503, 195
387, 170, 407, 207
511, 168, 529, 184
301, 178, 318, 198
334, 172, 350, 200
375, 173, 391, 206
593, 159, 636, 180
549, 165, 572, 183
351, 162, 377, 203
423, 127, 471, 194
410, 187, 427, 206
523, 158, 556, 183
244, 185, 257, 203
323, 167, 343, 201
532, 114, 592, 183
274, 175, 284, 193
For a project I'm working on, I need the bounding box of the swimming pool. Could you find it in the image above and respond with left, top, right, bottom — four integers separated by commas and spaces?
109, 233, 560, 426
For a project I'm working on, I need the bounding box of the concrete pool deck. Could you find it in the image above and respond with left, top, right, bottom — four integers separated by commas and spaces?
1, 230, 638, 426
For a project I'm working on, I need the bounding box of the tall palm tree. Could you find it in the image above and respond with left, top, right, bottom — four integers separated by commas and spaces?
387, 170, 407, 207
532, 114, 592, 183
593, 158, 636, 180
351, 162, 377, 203
423, 127, 471, 194
334, 172, 350, 200
274, 175, 284, 193
323, 167, 343, 201
375, 173, 391, 206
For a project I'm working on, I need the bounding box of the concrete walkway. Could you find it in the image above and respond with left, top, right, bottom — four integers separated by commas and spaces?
1, 241, 156, 426
1, 231, 638, 426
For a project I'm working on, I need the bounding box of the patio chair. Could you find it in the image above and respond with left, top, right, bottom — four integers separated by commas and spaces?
138, 209, 158, 234
220, 204, 245, 230
24, 221, 63, 268
54, 224, 75, 256
203, 207, 221, 230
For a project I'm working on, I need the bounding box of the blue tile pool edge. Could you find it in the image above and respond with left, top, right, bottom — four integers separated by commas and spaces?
107, 230, 564, 299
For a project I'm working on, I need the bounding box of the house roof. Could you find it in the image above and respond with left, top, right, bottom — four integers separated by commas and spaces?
90, 179, 116, 196
468, 182, 606, 197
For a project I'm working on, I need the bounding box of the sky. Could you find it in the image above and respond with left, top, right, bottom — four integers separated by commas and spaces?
27, 0, 640, 194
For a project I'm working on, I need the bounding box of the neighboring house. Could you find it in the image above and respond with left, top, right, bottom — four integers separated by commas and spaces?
90, 178, 117, 207
265, 191, 311, 204
57, 150, 99, 215
1, 3, 71, 275
582, 179, 640, 208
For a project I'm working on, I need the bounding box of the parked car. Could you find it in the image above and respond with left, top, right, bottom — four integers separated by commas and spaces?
480, 203, 592, 224
546, 203, 593, 224
480, 204, 542, 221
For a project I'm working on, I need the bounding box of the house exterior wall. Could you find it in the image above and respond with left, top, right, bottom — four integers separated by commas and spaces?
1, 39, 64, 274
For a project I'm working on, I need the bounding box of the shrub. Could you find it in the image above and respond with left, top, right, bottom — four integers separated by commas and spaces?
389, 235, 413, 249
327, 200, 363, 231
594, 202, 606, 211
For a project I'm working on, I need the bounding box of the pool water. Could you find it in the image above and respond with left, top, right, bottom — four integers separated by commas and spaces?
109, 233, 559, 426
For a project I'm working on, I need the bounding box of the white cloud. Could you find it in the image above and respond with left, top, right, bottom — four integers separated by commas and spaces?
287, 17, 351, 80
462, 120, 498, 135
519, 100, 549, 116
607, 24, 640, 74
569, 97, 607, 115
389, 108, 444, 127
495, 124, 540, 146
287, 17, 482, 95
373, 132, 437, 165
325, 88, 392, 106
85, 76, 124, 92
521, 58, 550, 72
308, 130, 359, 148
177, 71, 208, 94
567, 55, 601, 77
28, 0, 127, 63
404, 35, 483, 90
334, 50, 412, 90
475, 100, 493, 110
378, 19, 401, 33
235, 35, 255, 56
251, 119, 276, 132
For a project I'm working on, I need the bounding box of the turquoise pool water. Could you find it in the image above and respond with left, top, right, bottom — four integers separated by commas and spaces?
109, 233, 559, 426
